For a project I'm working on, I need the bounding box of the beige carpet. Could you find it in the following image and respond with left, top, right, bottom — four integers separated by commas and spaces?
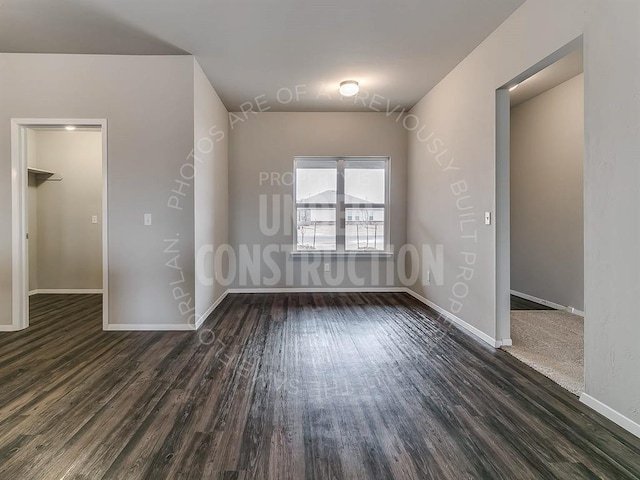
503, 310, 584, 395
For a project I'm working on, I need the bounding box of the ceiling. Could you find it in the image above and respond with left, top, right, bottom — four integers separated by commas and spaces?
0, 0, 526, 112
510, 48, 584, 107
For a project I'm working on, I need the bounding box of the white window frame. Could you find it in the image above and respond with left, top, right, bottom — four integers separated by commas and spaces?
293, 156, 391, 254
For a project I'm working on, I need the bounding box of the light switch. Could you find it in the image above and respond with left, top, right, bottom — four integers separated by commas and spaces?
144, 214, 152, 226
91, 215, 98, 224
324, 263, 330, 272
484, 211, 492, 225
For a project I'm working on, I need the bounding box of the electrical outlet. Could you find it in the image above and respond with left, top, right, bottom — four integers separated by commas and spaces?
484, 211, 492, 225
91, 215, 98, 224
144, 213, 152, 226
324, 263, 330, 272
426, 270, 431, 284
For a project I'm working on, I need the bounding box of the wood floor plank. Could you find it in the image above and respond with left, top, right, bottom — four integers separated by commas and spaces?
0, 292, 639, 479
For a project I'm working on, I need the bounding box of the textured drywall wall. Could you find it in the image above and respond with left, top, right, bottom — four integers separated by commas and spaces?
0, 54, 194, 327
194, 59, 229, 322
229, 112, 407, 288
583, 0, 640, 427
33, 130, 103, 290
407, 0, 584, 340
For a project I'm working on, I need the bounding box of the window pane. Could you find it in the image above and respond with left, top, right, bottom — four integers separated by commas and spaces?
344, 168, 385, 204
345, 208, 385, 251
296, 168, 337, 203
297, 208, 336, 251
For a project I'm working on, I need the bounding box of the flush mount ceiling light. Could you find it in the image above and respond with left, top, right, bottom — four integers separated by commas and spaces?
65, 125, 76, 131
339, 80, 359, 97
509, 84, 519, 92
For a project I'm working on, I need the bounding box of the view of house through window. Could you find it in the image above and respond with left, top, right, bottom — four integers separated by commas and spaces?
294, 157, 389, 252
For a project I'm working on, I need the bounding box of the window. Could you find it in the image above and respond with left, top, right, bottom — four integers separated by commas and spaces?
294, 157, 389, 252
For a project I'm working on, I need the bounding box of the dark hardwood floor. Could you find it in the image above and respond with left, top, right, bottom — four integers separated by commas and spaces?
1, 293, 639, 479
511, 294, 555, 311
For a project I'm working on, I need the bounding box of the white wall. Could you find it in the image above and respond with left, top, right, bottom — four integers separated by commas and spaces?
193, 59, 229, 322
511, 74, 584, 310
229, 112, 407, 289
0, 54, 195, 328
408, 1, 584, 341
408, 0, 640, 429
32, 129, 103, 290
583, 0, 640, 431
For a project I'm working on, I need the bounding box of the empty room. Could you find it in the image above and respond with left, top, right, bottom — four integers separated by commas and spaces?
1, 1, 639, 479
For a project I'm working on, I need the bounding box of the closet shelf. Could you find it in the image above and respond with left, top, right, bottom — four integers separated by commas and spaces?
28, 167, 55, 177
28, 167, 62, 181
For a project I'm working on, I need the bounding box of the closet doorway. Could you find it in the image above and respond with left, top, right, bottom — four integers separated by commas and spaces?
11, 119, 108, 331
494, 38, 585, 395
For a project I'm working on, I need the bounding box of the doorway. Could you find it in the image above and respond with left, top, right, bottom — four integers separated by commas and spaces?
11, 119, 108, 331
495, 39, 585, 395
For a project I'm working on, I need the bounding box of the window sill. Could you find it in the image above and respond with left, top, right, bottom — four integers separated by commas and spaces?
289, 251, 394, 258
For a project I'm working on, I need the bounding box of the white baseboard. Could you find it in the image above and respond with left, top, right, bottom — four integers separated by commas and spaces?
404, 288, 503, 348
195, 290, 229, 329
510, 290, 584, 317
0, 324, 24, 332
105, 323, 196, 332
30, 289, 103, 295
227, 287, 406, 294
580, 393, 640, 439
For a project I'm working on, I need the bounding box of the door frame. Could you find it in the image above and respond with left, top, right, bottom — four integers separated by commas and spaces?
11, 118, 109, 331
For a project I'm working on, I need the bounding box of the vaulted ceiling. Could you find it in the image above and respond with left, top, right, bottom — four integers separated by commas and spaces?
0, 0, 525, 111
